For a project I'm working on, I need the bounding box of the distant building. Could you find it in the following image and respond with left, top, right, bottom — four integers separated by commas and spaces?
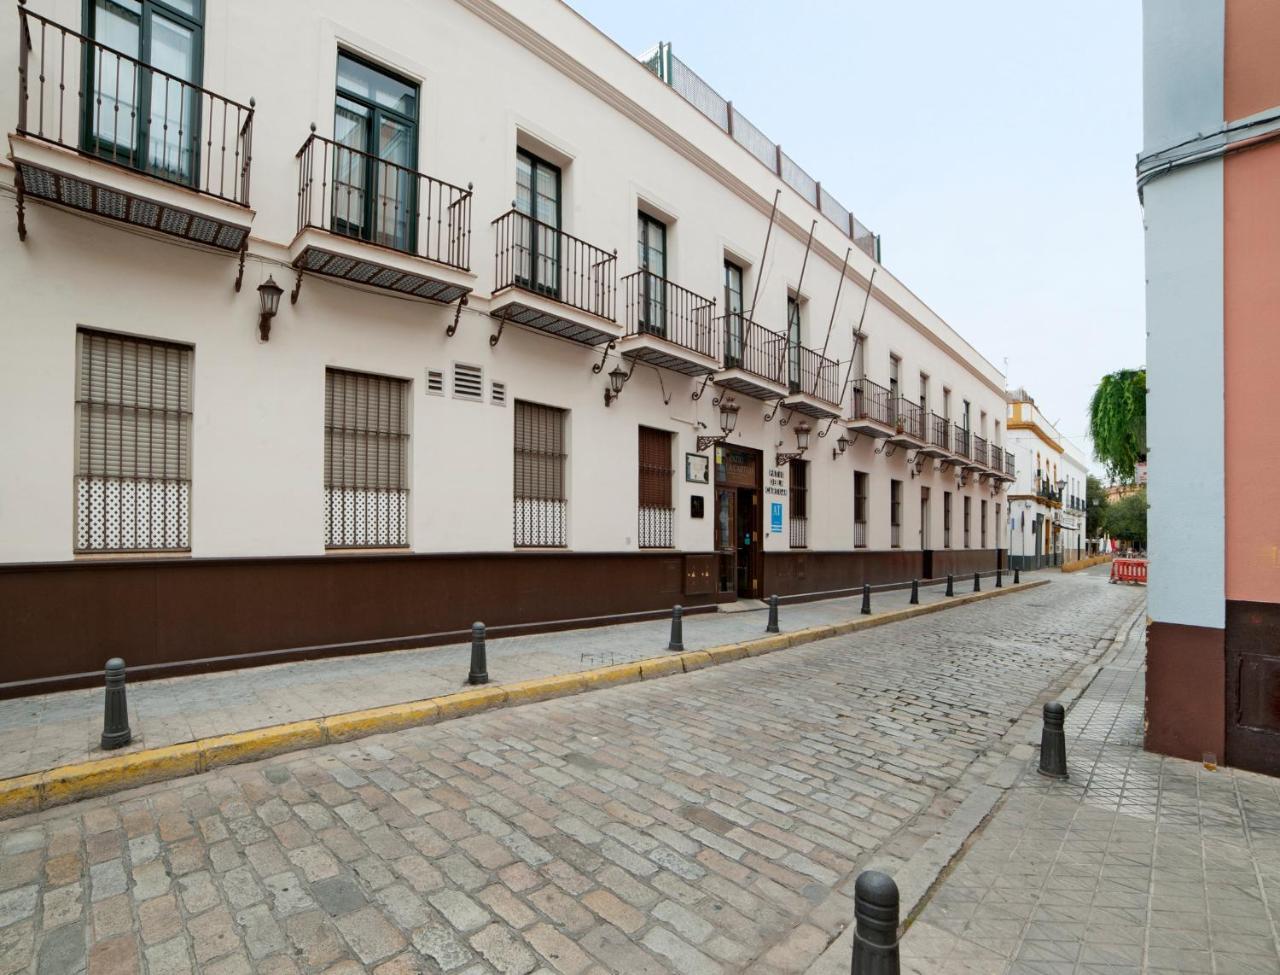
1004, 389, 1086, 568
1141, 1, 1280, 775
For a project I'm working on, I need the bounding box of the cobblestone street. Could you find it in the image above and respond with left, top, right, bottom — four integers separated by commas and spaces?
0, 571, 1139, 974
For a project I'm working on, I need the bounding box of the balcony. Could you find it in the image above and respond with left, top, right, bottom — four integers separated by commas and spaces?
12, 6, 253, 252
1001, 450, 1016, 481
848, 378, 895, 438
971, 435, 989, 472
953, 427, 972, 463
619, 271, 718, 376
490, 209, 619, 346
291, 132, 472, 307
782, 343, 843, 419
887, 397, 925, 447
921, 413, 951, 458
713, 314, 788, 401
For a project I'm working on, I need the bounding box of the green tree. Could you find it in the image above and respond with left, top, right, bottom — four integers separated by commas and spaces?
1088, 369, 1146, 482
1102, 488, 1147, 549
1085, 475, 1109, 538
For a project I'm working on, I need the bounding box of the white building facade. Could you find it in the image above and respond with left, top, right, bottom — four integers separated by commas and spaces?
1004, 390, 1081, 569
0, 0, 1013, 692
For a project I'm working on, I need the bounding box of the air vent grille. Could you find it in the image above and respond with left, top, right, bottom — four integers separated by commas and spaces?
453, 363, 483, 401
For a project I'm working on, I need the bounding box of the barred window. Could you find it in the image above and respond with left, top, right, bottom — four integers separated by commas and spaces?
890, 478, 902, 549
514, 401, 567, 547
995, 503, 1001, 548
981, 499, 988, 548
638, 426, 673, 548
854, 471, 868, 548
789, 460, 808, 548
943, 491, 952, 549
75, 329, 192, 553
964, 496, 972, 548
325, 369, 409, 548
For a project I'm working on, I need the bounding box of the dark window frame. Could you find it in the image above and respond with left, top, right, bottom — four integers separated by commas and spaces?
515, 148, 562, 298
637, 211, 668, 335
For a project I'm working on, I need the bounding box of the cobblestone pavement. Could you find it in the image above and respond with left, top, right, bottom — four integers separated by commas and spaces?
901, 601, 1280, 975
0, 572, 1007, 781
0, 570, 1138, 974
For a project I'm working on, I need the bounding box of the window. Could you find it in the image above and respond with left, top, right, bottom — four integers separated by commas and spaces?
981, 499, 988, 548
638, 427, 673, 548
980, 410, 987, 439
854, 471, 868, 548
333, 52, 419, 251
994, 419, 1001, 448
324, 369, 409, 548
637, 213, 667, 334
943, 387, 951, 420
514, 401, 566, 547
963, 496, 972, 548
919, 373, 929, 415
890, 479, 902, 548
889, 354, 900, 398
995, 503, 1001, 547
83, 0, 203, 185
724, 259, 744, 366
515, 149, 561, 296
75, 328, 192, 552
789, 460, 808, 548
962, 399, 971, 431
943, 491, 952, 549
787, 296, 802, 392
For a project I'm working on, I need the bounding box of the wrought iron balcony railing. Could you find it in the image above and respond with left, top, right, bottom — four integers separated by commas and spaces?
296, 132, 471, 271
492, 209, 617, 321
622, 271, 717, 358
954, 427, 971, 459
16, 5, 253, 205
852, 378, 894, 426
1005, 451, 1016, 477
929, 413, 950, 452
785, 343, 841, 406
973, 435, 989, 468
892, 397, 924, 440
718, 313, 786, 385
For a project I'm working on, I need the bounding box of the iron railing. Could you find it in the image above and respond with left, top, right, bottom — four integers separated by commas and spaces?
954, 427, 971, 460
718, 314, 787, 385
790, 517, 807, 549
16, 6, 253, 205
929, 413, 950, 453
973, 435, 989, 469
854, 520, 867, 549
784, 343, 841, 407
852, 378, 894, 426
296, 131, 471, 270
622, 270, 717, 358
892, 398, 924, 440
493, 209, 617, 321
1005, 451, 1016, 477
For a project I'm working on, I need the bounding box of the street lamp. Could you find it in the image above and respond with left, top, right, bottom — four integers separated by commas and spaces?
603, 362, 633, 407
832, 433, 850, 460
696, 398, 740, 452
256, 276, 283, 341
776, 420, 811, 467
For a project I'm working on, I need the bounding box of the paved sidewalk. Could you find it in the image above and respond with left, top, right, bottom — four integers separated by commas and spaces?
0, 572, 1009, 782
900, 602, 1280, 974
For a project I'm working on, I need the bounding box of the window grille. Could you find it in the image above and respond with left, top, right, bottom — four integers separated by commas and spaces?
890, 479, 902, 549
75, 329, 192, 552
854, 471, 868, 548
789, 460, 808, 548
981, 500, 988, 548
638, 426, 673, 548
964, 496, 972, 548
943, 491, 953, 549
324, 368, 409, 548
514, 401, 567, 547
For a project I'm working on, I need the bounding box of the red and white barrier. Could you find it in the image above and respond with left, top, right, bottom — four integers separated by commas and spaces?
1109, 558, 1147, 585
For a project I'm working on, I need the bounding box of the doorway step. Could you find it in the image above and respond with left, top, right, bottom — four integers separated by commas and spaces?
717, 599, 769, 614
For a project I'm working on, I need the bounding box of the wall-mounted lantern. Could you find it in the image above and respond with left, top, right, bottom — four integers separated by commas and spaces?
603, 363, 631, 407
696, 398, 740, 451
257, 276, 283, 342
832, 433, 850, 460
776, 420, 811, 467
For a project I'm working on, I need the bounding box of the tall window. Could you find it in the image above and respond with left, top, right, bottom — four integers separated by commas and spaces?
963, 496, 972, 548
854, 471, 868, 548
981, 499, 988, 548
943, 491, 952, 549
514, 401, 566, 547
962, 399, 971, 431
789, 460, 808, 548
637, 213, 667, 334
324, 369, 409, 548
724, 259, 744, 366
638, 426, 673, 548
943, 387, 951, 420
787, 296, 802, 392
515, 149, 562, 297
919, 373, 929, 415
890, 479, 902, 549
75, 329, 191, 553
995, 503, 1001, 548
84, 0, 203, 185
333, 52, 418, 252
889, 354, 901, 424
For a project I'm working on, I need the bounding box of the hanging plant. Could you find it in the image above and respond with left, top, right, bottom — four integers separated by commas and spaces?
1088, 369, 1146, 483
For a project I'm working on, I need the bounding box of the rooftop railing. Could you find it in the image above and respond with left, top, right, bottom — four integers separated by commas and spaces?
492, 209, 617, 321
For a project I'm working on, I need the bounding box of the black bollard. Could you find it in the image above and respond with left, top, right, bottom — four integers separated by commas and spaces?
766, 594, 780, 633
1038, 702, 1069, 780
100, 658, 132, 750
1014, 565, 1021, 585
945, 574, 954, 597
973, 571, 981, 593
996, 567, 1003, 589
860, 583, 872, 615
850, 870, 900, 975
468, 622, 490, 686
668, 605, 685, 652
909, 579, 919, 605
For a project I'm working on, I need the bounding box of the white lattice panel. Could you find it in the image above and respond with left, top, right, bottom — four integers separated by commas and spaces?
638, 506, 674, 549
76, 477, 189, 551
324, 488, 407, 547
514, 498, 566, 548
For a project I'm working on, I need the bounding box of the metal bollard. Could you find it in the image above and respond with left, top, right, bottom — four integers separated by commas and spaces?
468, 622, 490, 686
909, 579, 919, 605
996, 567, 1003, 589
1038, 702, 1069, 779
945, 574, 954, 597
100, 658, 132, 750
766, 594, 780, 633
1014, 566, 1021, 585
973, 571, 981, 593
668, 605, 684, 651
850, 869, 900, 975
861, 583, 872, 615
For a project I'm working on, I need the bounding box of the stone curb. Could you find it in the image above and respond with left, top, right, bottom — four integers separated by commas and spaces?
0, 579, 1047, 820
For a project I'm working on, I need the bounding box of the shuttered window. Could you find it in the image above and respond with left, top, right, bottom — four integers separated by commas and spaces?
981, 499, 988, 548
638, 426, 673, 548
890, 479, 903, 549
854, 471, 868, 548
324, 368, 409, 548
789, 460, 808, 548
943, 491, 953, 548
514, 401, 566, 547
964, 496, 972, 548
75, 328, 192, 552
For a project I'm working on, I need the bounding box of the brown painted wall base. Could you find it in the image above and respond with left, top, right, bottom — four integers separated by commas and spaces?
1146, 620, 1225, 764
1226, 600, 1280, 776
764, 549, 1001, 599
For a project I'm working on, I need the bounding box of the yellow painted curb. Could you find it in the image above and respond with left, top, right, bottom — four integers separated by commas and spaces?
0, 577, 1049, 820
